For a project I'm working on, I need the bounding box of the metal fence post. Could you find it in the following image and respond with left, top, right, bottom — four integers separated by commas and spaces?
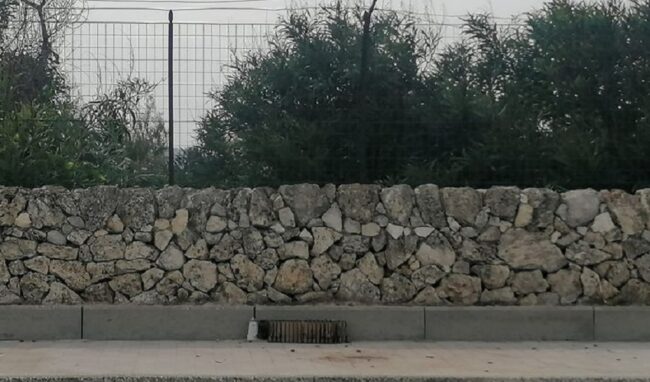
167, 10, 175, 185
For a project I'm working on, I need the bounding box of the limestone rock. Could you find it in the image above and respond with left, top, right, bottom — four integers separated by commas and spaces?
77, 186, 120, 231
592, 213, 617, 234
471, 265, 510, 290
279, 241, 309, 260
547, 269, 582, 304
412, 265, 446, 290
311, 227, 341, 256
50, 260, 91, 291
106, 214, 124, 233
156, 244, 185, 271
485, 187, 520, 220
381, 273, 416, 303
0, 260, 10, 283
415, 233, 455, 270
171, 209, 189, 235
561, 189, 599, 227
380, 185, 415, 225
322, 204, 343, 231
90, 235, 126, 261
117, 188, 156, 230
636, 254, 650, 283
0, 239, 37, 260
82, 282, 114, 303
242, 228, 265, 256
498, 229, 567, 272
249, 188, 275, 227
210, 234, 242, 262
336, 268, 380, 303
414, 185, 446, 228
123, 241, 157, 261
142, 268, 165, 290
385, 238, 412, 270
109, 273, 143, 298
206, 215, 227, 233
337, 184, 380, 223
20, 272, 50, 302
274, 259, 313, 295
311, 255, 341, 289
565, 243, 611, 266
511, 270, 549, 295
279, 184, 330, 227
438, 274, 482, 305
358, 253, 384, 285
43, 282, 82, 304
26, 195, 65, 229
605, 190, 645, 235
441, 188, 482, 226
480, 287, 517, 305
37, 243, 78, 260
182, 260, 217, 292
413, 286, 443, 305
231, 254, 265, 292
214, 282, 247, 304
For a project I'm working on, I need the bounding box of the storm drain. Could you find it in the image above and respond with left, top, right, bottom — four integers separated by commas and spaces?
259, 320, 348, 344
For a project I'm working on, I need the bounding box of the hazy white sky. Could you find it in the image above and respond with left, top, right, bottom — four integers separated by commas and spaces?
81, 0, 630, 23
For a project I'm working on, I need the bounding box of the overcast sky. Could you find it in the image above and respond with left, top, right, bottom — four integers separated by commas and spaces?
80, 0, 630, 23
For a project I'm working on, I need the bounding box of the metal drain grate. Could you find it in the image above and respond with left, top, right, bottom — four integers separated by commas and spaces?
259, 320, 348, 344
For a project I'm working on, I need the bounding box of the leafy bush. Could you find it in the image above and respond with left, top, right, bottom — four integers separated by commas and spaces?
189, 0, 650, 190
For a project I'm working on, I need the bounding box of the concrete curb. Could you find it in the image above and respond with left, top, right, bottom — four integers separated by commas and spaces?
2, 378, 650, 382
1, 305, 649, 342
0, 306, 81, 340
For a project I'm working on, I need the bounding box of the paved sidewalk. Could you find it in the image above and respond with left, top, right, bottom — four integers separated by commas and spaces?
0, 341, 649, 381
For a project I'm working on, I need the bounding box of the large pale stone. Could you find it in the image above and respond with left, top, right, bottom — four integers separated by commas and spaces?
485, 187, 520, 220
142, 268, 165, 290
565, 242, 611, 266
249, 188, 275, 227
117, 188, 156, 230
171, 209, 189, 234
181, 188, 226, 231
210, 234, 242, 262
524, 188, 560, 228
322, 204, 343, 231
20, 272, 50, 302
415, 233, 455, 270
231, 254, 265, 292
511, 270, 549, 295
310, 256, 341, 289
43, 282, 82, 304
411, 265, 446, 290
414, 185, 446, 228
26, 194, 65, 229
337, 184, 380, 223
14, 212, 31, 228
206, 215, 227, 233
37, 243, 78, 260
183, 260, 218, 292
106, 215, 124, 233
242, 228, 265, 256
279, 184, 330, 227
274, 259, 313, 295
480, 287, 517, 305
636, 254, 650, 283
358, 253, 383, 285
385, 238, 413, 270
498, 229, 567, 272
0, 239, 37, 260
605, 190, 645, 235
109, 273, 143, 298
561, 189, 599, 227
547, 269, 582, 304
0, 260, 10, 283
22, 256, 50, 274
90, 235, 126, 261
77, 186, 120, 231
125, 241, 158, 261
154, 230, 173, 251
336, 268, 380, 303
311, 227, 341, 256
471, 264, 509, 290
441, 187, 482, 226
381, 273, 416, 303
438, 274, 482, 305
50, 260, 91, 291
380, 185, 414, 225
185, 239, 208, 260
279, 241, 309, 260
214, 282, 247, 304
592, 212, 617, 234
156, 244, 185, 271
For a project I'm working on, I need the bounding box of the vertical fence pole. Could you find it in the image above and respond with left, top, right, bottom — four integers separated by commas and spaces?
167, 10, 175, 185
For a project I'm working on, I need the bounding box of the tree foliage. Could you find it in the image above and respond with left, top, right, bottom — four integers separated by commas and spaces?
188, 0, 650, 190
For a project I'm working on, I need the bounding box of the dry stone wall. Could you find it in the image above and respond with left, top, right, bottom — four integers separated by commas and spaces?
1, 184, 650, 305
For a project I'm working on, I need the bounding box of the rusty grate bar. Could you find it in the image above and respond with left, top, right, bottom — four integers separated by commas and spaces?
259, 320, 348, 344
